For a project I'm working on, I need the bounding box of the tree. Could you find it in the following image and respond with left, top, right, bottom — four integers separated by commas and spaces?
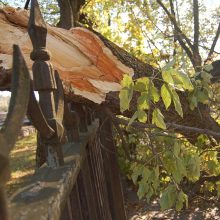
0, 0, 220, 211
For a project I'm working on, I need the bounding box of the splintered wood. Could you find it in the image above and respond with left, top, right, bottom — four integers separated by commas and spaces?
0, 7, 134, 103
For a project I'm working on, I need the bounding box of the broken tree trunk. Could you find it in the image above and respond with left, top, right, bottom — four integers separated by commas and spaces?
0, 7, 220, 141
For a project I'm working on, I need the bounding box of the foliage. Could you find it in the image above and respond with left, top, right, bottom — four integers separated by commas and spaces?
117, 60, 220, 210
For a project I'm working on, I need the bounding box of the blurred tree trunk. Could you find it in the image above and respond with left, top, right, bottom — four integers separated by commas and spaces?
57, 0, 85, 29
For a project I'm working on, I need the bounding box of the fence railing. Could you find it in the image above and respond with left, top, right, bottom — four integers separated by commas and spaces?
0, 0, 127, 219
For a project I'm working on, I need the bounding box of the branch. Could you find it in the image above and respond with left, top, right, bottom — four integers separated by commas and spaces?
156, 0, 194, 51
193, 0, 199, 53
207, 22, 220, 61
169, 0, 177, 56
24, 0, 30, 9
157, 0, 196, 66
114, 117, 220, 139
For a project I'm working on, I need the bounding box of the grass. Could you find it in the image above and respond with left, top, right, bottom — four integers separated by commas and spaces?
6, 133, 37, 197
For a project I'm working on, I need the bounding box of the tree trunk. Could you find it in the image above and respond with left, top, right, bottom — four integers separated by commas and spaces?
57, 0, 85, 29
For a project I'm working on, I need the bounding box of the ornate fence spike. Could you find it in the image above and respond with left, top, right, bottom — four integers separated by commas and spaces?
0, 45, 30, 220
28, 0, 64, 167
0, 45, 30, 156
28, 0, 47, 54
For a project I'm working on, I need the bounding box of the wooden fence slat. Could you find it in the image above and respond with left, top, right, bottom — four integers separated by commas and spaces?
77, 171, 90, 220
99, 111, 127, 220
87, 136, 113, 220
60, 198, 73, 220
69, 184, 83, 220
81, 154, 99, 220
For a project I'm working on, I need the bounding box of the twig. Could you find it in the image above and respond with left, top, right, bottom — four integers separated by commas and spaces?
0, 0, 7, 6
199, 148, 219, 156
24, 0, 30, 10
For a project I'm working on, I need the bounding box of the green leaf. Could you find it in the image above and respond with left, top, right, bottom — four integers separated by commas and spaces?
128, 111, 138, 127
137, 91, 150, 110
121, 74, 134, 88
162, 59, 175, 71
131, 164, 143, 184
176, 190, 188, 211
173, 142, 181, 157
203, 64, 213, 72
160, 185, 177, 211
134, 77, 150, 92
200, 71, 212, 83
217, 182, 220, 196
175, 71, 194, 91
162, 70, 174, 84
173, 158, 187, 183
137, 179, 149, 199
197, 90, 209, 104
185, 154, 200, 181
119, 88, 132, 112
152, 108, 166, 129
151, 85, 160, 103
169, 87, 183, 117
142, 167, 151, 181
137, 110, 147, 123
161, 84, 171, 109
189, 95, 198, 110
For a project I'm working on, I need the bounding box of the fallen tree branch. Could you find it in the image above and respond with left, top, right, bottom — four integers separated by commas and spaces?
114, 116, 220, 139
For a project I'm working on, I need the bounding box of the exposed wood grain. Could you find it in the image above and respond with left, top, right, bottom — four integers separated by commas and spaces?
0, 7, 133, 104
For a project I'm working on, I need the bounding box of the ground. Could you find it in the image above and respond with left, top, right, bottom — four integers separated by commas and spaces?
6, 131, 220, 219
6, 133, 36, 196
123, 178, 220, 219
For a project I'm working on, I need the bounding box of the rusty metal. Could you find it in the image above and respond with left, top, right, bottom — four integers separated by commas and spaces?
27, 86, 55, 139
98, 109, 127, 220
86, 106, 92, 126
28, 0, 64, 167
54, 70, 64, 123
71, 103, 88, 133
64, 101, 80, 143
0, 45, 30, 220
